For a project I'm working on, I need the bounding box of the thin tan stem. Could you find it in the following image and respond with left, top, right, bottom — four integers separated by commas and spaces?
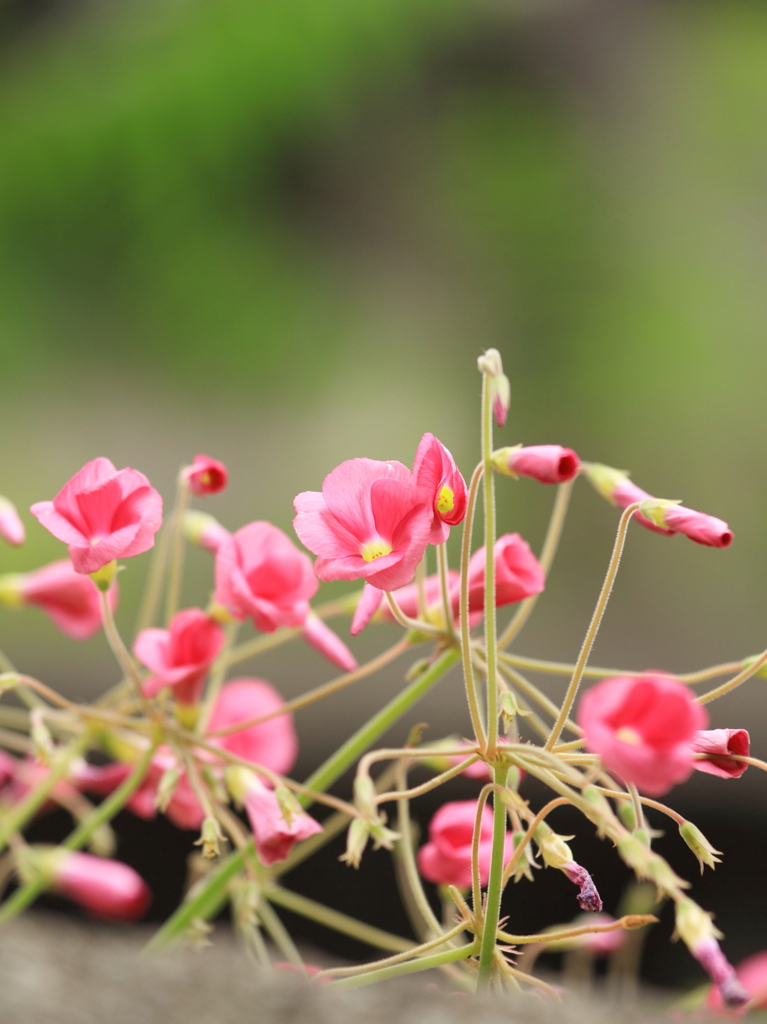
501, 797, 570, 889
459, 463, 486, 749
696, 646, 767, 704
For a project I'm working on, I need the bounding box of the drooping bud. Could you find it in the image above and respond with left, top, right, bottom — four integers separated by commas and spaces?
477, 349, 511, 426
492, 445, 580, 484
0, 496, 25, 546
369, 820, 400, 851
184, 510, 230, 553
339, 818, 370, 869
180, 454, 228, 496
353, 774, 378, 820
679, 820, 722, 873
509, 830, 537, 883
638, 500, 733, 549
195, 817, 225, 859
675, 898, 749, 1008
583, 463, 675, 535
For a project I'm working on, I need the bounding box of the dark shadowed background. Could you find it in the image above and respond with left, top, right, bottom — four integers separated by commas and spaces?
2, 0, 767, 991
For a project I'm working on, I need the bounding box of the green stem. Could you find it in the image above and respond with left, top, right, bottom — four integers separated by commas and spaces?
135, 513, 173, 635
459, 464, 486, 748
0, 742, 156, 926
696, 646, 767, 704
545, 502, 639, 750
164, 478, 191, 625
415, 554, 427, 621
395, 765, 443, 940
481, 374, 499, 757
476, 765, 508, 989
0, 734, 90, 857
267, 885, 414, 953
436, 543, 457, 641
499, 479, 574, 649
331, 941, 480, 990
100, 591, 154, 716
384, 592, 443, 639
147, 648, 460, 947
498, 651, 742, 685
257, 899, 303, 966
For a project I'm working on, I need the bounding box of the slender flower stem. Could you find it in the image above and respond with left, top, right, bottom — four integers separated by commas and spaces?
377, 756, 479, 805
496, 915, 656, 946
0, 741, 156, 926
164, 476, 191, 625
100, 591, 155, 717
436, 543, 457, 641
497, 662, 582, 734
501, 797, 569, 888
696, 646, 767, 704
480, 374, 499, 757
0, 734, 90, 857
317, 921, 465, 978
545, 502, 640, 750
460, 463, 486, 748
258, 900, 303, 967
476, 765, 508, 989
729, 754, 767, 772
331, 941, 480, 990
206, 637, 411, 737
498, 479, 574, 649
196, 622, 239, 734
498, 651, 744, 685
0, 649, 41, 710
627, 783, 645, 832
395, 764, 443, 940
384, 592, 444, 639
135, 513, 174, 635
0, 673, 74, 711
471, 784, 495, 921
595, 788, 686, 827
267, 885, 414, 954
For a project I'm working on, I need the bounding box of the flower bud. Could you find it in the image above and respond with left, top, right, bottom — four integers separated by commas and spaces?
195, 817, 225, 859
509, 830, 537, 882
492, 445, 580, 484
181, 454, 228, 496
477, 348, 511, 426
0, 496, 25, 546
340, 818, 370, 868
184, 510, 230, 553
534, 822, 575, 871
369, 820, 400, 851
23, 847, 152, 921
638, 500, 733, 549
679, 820, 722, 873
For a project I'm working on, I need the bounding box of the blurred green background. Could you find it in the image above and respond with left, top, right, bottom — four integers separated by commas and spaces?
2, 0, 767, 826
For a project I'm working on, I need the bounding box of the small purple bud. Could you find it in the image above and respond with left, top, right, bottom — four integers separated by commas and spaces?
564, 863, 603, 913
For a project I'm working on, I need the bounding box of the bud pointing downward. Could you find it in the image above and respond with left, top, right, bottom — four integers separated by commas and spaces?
0, 496, 24, 546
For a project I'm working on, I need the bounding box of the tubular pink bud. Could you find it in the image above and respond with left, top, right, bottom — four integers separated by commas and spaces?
302, 611, 357, 672
412, 433, 467, 544
478, 349, 511, 426
640, 501, 733, 548
181, 454, 228, 496
53, 851, 151, 921
0, 496, 25, 546
584, 463, 674, 535
495, 445, 580, 484
577, 674, 708, 796
692, 729, 749, 779
14, 560, 118, 640
30, 458, 163, 574
350, 583, 383, 636
134, 608, 224, 704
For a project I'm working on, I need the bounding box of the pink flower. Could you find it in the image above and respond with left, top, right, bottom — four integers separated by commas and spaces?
577, 674, 709, 796
652, 504, 733, 549
417, 800, 514, 889
182, 454, 228, 496
498, 445, 580, 484
709, 951, 767, 1011
215, 521, 317, 632
0, 496, 25, 546
16, 560, 118, 640
240, 773, 322, 866
351, 583, 385, 636
693, 729, 749, 779
30, 458, 163, 574
134, 608, 224, 704
293, 458, 433, 592
467, 534, 545, 612
206, 678, 298, 775
301, 611, 357, 672
53, 851, 151, 921
412, 434, 467, 544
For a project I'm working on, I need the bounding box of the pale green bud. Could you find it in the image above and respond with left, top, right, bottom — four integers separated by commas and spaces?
155, 767, 180, 813
339, 818, 370, 869
353, 774, 378, 820
679, 820, 722, 874
195, 817, 225, 859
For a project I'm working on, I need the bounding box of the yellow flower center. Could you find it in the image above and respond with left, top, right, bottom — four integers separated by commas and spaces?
616, 727, 642, 746
361, 538, 392, 562
436, 485, 455, 516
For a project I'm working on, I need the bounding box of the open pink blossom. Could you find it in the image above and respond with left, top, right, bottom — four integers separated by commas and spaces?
22, 560, 117, 640
497, 445, 580, 484
206, 678, 298, 775
577, 674, 709, 796
467, 534, 545, 612
651, 504, 733, 549
182, 454, 228, 496
134, 608, 224, 704
709, 951, 767, 1011
293, 458, 433, 592
53, 851, 151, 921
215, 521, 317, 632
30, 457, 163, 574
238, 772, 322, 866
0, 496, 25, 546
693, 729, 749, 779
417, 800, 514, 889
412, 434, 467, 544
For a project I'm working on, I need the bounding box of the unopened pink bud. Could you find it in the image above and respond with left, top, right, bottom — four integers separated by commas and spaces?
477, 349, 511, 426
692, 728, 749, 779
184, 510, 230, 553
495, 445, 580, 484
641, 501, 733, 549
584, 464, 674, 535
16, 560, 118, 640
54, 851, 151, 921
0, 496, 24, 546
350, 583, 383, 636
181, 454, 228, 496
302, 611, 357, 672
